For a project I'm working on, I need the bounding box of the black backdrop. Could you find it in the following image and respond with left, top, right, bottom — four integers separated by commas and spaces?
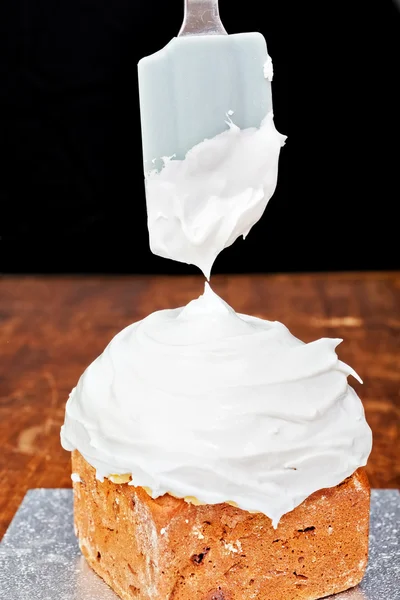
1, 1, 399, 275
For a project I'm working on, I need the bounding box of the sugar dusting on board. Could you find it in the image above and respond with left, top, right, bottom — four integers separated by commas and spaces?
145, 111, 286, 278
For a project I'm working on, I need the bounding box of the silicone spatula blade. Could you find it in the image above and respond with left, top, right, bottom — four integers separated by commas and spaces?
138, 0, 273, 170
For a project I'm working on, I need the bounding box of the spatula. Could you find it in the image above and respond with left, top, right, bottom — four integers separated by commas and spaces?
138, 0, 274, 171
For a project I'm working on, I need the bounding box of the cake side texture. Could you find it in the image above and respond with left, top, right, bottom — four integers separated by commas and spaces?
72, 450, 370, 600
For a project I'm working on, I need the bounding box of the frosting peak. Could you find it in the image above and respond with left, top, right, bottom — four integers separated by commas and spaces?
61, 285, 372, 526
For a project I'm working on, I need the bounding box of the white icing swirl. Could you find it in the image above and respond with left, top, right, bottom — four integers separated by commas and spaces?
145, 112, 286, 279
61, 284, 372, 526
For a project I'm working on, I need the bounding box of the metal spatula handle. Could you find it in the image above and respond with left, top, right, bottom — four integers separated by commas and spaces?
179, 0, 228, 36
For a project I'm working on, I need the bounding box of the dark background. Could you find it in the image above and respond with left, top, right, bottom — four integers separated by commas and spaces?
1, 1, 399, 275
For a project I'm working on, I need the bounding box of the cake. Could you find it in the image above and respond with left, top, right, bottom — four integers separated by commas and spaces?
72, 450, 370, 600
61, 284, 372, 600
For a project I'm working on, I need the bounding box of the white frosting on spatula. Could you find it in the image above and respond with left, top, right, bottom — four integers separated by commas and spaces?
145, 112, 286, 278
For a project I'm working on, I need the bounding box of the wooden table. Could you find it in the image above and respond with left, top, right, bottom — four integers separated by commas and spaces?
0, 272, 399, 539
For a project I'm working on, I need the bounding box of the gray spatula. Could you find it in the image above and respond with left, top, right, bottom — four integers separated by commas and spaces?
138, 0, 273, 171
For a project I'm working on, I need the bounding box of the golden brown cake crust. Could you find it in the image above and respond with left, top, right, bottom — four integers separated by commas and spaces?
71, 451, 370, 600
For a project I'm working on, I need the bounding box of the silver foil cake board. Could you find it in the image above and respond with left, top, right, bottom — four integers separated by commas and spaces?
0, 489, 399, 600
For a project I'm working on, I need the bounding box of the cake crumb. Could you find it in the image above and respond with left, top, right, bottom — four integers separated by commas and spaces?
223, 540, 242, 554
354, 478, 363, 491
224, 541, 238, 553
192, 526, 204, 540
358, 559, 367, 570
